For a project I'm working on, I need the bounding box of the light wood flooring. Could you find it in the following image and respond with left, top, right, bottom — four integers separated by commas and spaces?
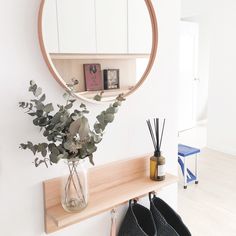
178, 148, 236, 236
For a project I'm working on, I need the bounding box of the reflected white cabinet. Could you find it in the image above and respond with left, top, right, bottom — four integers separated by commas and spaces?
95, 0, 128, 53
56, 0, 96, 53
43, 0, 151, 54
43, 0, 59, 53
128, 0, 152, 54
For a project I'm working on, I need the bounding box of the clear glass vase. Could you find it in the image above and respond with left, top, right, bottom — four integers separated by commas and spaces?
61, 160, 88, 212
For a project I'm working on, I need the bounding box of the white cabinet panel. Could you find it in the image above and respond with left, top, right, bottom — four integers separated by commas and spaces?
95, 0, 128, 54
128, 0, 152, 54
43, 0, 59, 53
57, 0, 96, 53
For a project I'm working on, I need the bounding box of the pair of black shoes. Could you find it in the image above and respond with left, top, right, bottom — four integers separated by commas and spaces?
118, 193, 191, 236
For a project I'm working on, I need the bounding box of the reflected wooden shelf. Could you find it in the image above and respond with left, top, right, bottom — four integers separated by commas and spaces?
50, 53, 150, 60
44, 155, 178, 234
76, 87, 133, 99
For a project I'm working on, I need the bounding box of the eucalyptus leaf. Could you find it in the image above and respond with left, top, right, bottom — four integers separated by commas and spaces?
42, 143, 48, 149
19, 102, 25, 108
91, 133, 102, 143
104, 113, 114, 123
34, 158, 46, 167
28, 112, 36, 116
80, 103, 86, 109
33, 117, 40, 125
49, 153, 59, 164
36, 102, 44, 111
41, 149, 47, 157
93, 94, 102, 101
47, 135, 53, 141
27, 141, 33, 149
39, 94, 46, 102
48, 143, 56, 151
96, 114, 105, 124
38, 117, 48, 126
114, 102, 121, 107
29, 84, 37, 93
82, 110, 89, 114
44, 103, 54, 113
63, 93, 69, 100
94, 123, 102, 134
37, 144, 42, 152
57, 153, 66, 160
30, 80, 36, 86
36, 110, 44, 117
65, 103, 73, 110
52, 147, 60, 155
73, 79, 79, 85
106, 107, 117, 114
88, 155, 95, 165
34, 87, 42, 97
86, 143, 97, 154
20, 143, 27, 149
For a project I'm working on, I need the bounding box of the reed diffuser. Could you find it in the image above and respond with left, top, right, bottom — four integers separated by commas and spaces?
146, 118, 166, 181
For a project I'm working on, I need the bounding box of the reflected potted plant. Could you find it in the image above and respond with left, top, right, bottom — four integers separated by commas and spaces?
19, 80, 124, 212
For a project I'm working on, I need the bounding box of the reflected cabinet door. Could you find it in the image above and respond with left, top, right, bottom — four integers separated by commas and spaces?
128, 0, 152, 54
43, 0, 59, 53
95, 0, 128, 54
57, 0, 97, 53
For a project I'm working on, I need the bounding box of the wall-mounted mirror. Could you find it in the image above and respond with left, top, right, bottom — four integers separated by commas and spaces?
38, 0, 158, 103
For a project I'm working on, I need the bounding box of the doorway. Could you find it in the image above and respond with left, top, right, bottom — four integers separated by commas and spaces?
178, 21, 199, 132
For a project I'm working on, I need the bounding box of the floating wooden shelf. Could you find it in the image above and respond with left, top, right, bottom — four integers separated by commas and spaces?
76, 87, 133, 100
50, 53, 150, 60
43, 155, 178, 234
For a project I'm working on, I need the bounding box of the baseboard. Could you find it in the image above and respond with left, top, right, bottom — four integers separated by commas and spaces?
196, 119, 208, 126
207, 145, 236, 157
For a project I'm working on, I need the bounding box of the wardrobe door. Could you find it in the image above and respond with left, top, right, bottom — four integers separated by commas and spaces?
57, 0, 96, 53
128, 0, 152, 54
95, 0, 128, 53
43, 0, 59, 53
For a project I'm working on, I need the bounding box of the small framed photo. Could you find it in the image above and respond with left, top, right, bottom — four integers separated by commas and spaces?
83, 64, 103, 91
103, 69, 120, 90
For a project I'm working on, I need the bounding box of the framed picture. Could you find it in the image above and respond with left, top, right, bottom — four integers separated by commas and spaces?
103, 69, 120, 90
83, 64, 103, 91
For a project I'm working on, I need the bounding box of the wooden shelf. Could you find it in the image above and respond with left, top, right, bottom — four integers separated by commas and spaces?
76, 87, 133, 100
50, 53, 150, 60
43, 155, 178, 234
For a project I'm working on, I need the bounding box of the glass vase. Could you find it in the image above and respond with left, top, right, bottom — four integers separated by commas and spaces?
61, 160, 88, 213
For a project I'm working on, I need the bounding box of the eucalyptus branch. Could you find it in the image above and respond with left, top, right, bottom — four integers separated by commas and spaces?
19, 80, 125, 167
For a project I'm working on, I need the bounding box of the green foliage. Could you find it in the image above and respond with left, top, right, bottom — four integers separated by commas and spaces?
19, 80, 124, 167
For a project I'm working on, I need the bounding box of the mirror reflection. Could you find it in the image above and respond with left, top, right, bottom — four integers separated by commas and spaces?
42, 0, 153, 101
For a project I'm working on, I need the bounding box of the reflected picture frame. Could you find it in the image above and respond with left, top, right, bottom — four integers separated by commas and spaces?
83, 64, 103, 91
103, 69, 120, 90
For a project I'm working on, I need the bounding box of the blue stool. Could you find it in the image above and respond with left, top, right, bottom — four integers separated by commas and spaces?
178, 144, 200, 189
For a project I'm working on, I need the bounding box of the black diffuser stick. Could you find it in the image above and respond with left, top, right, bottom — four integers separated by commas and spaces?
155, 118, 160, 154
159, 119, 166, 149
153, 118, 156, 142
146, 120, 156, 149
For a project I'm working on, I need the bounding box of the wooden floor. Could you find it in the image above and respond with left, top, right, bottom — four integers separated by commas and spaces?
178, 148, 236, 236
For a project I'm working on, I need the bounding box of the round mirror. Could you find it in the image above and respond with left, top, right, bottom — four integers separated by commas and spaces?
38, 0, 158, 103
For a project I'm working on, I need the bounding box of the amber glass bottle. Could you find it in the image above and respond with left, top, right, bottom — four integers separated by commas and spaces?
150, 151, 165, 181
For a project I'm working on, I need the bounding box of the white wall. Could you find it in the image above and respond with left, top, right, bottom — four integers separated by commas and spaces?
207, 0, 236, 155
0, 0, 181, 235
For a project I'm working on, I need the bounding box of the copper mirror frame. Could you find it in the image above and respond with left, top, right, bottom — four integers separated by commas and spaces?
38, 0, 158, 103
